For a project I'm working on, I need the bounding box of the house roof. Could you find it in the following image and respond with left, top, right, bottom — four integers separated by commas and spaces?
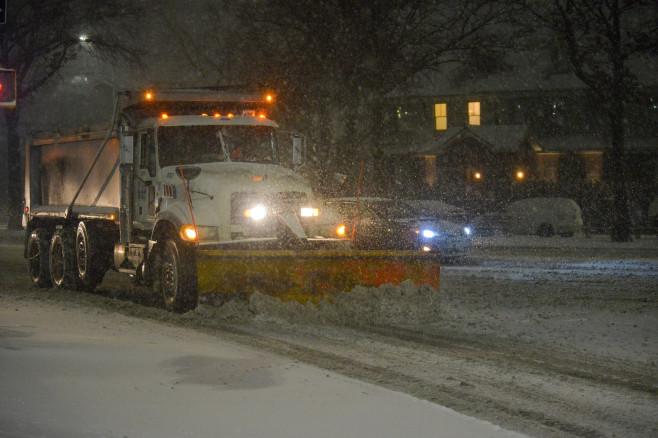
534, 135, 658, 152
385, 125, 529, 156
536, 135, 608, 153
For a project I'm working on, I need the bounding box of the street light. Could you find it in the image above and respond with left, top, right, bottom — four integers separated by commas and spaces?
516, 170, 525, 180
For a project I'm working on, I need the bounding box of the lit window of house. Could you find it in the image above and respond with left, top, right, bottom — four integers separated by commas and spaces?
468, 101, 481, 125
434, 103, 447, 130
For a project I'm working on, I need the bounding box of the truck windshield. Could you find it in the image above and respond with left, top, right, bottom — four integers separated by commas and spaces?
157, 125, 278, 167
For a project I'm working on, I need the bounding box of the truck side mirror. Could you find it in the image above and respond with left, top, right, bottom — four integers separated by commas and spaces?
292, 135, 304, 167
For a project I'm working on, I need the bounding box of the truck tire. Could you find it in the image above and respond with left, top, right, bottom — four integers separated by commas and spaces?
154, 239, 198, 313
75, 221, 107, 292
26, 228, 52, 288
49, 229, 81, 291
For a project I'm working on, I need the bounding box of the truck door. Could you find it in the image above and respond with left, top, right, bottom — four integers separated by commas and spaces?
134, 129, 157, 225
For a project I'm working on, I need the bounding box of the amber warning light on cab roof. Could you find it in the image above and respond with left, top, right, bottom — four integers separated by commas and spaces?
140, 90, 275, 104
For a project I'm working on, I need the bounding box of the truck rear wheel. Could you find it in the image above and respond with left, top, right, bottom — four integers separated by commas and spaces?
27, 228, 52, 288
154, 239, 198, 313
49, 229, 81, 291
76, 221, 107, 292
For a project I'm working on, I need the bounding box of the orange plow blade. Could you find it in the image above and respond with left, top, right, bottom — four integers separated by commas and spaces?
195, 250, 440, 303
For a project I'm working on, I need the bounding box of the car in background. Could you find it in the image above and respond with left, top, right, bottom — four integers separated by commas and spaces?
472, 197, 583, 237
321, 197, 472, 260
404, 199, 469, 226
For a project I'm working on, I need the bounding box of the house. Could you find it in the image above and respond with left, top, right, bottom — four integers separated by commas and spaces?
380, 57, 658, 216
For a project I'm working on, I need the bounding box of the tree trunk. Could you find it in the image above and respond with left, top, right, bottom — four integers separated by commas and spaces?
608, 101, 631, 242
5, 109, 23, 230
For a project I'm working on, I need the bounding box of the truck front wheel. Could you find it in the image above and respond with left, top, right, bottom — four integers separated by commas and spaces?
154, 239, 198, 313
76, 222, 107, 292
49, 229, 81, 291
27, 228, 52, 288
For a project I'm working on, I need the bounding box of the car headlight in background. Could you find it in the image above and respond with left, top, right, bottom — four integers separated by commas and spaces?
420, 229, 438, 239
463, 226, 472, 235
244, 204, 267, 221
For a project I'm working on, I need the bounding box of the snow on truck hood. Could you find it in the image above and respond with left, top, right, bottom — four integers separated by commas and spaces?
166, 162, 311, 195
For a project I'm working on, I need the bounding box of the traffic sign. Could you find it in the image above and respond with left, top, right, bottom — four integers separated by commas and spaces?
0, 68, 17, 108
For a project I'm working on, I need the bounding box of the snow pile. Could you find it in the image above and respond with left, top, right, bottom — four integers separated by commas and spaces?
249, 281, 441, 328
192, 281, 442, 328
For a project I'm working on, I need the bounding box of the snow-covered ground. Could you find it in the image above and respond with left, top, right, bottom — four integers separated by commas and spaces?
1, 228, 657, 437
0, 298, 529, 438
471, 233, 658, 250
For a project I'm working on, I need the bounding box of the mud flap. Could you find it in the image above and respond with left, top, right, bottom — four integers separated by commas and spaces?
195, 250, 439, 303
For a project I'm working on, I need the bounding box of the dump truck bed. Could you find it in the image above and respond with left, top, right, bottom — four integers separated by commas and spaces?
25, 130, 120, 214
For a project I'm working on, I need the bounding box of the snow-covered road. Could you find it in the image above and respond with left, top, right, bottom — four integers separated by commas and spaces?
0, 295, 527, 438
1, 229, 657, 437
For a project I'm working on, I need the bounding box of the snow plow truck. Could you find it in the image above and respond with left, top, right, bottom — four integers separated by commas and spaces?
23, 88, 439, 312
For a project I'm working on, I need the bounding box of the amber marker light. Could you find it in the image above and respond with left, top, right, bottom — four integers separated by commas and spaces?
336, 224, 346, 237
181, 225, 197, 241
474, 172, 482, 180
266, 94, 273, 102
516, 170, 525, 180
161, 113, 168, 119
214, 113, 221, 118
145, 92, 153, 100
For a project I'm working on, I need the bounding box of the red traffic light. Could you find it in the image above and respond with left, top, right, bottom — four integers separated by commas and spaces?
0, 69, 17, 108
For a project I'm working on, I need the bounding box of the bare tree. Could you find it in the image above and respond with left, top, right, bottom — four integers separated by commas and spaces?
518, 0, 658, 241
0, 0, 143, 229
167, 0, 514, 192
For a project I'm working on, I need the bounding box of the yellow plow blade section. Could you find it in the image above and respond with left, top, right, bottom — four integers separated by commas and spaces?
196, 250, 440, 303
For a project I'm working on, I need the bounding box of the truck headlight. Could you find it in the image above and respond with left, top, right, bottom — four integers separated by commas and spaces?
300, 207, 319, 217
244, 204, 267, 221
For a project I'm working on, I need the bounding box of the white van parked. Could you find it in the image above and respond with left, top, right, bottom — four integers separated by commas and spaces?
473, 197, 584, 237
